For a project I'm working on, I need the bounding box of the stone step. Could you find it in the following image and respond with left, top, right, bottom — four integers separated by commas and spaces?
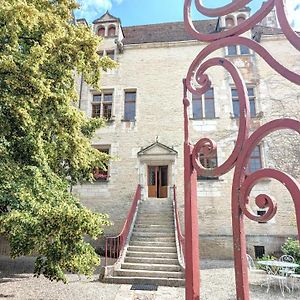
137, 214, 173, 218
127, 246, 177, 253
132, 232, 175, 237
134, 224, 175, 229
130, 240, 176, 247
131, 236, 176, 242
103, 276, 185, 287
124, 257, 179, 265
126, 251, 177, 259
135, 221, 174, 226
133, 227, 174, 233
121, 263, 181, 272
115, 269, 184, 279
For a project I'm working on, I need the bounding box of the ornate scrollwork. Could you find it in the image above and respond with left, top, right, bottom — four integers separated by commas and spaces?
183, 1, 300, 299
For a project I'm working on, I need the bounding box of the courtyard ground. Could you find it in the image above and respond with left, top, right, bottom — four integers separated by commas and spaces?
1, 256, 300, 299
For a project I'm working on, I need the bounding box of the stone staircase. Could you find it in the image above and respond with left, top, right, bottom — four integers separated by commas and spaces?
103, 198, 185, 286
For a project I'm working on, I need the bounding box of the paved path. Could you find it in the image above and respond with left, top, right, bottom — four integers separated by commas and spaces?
1, 256, 300, 299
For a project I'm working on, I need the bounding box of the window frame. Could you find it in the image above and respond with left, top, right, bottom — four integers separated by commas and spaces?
246, 144, 263, 174
226, 45, 251, 56
108, 25, 116, 37
93, 147, 110, 181
124, 90, 137, 122
231, 86, 257, 118
97, 26, 105, 37
91, 90, 114, 120
191, 88, 216, 120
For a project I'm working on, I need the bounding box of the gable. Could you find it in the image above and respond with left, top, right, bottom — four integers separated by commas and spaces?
138, 142, 177, 156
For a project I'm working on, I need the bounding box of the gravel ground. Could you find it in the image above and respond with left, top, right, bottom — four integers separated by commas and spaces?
1, 256, 300, 299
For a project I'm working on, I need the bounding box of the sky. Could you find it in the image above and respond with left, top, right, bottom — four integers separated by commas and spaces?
74, 0, 300, 30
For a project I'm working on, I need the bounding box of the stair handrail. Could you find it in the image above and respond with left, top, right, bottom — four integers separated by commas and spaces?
172, 185, 185, 268
105, 184, 142, 266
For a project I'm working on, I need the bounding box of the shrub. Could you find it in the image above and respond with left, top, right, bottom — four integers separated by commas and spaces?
281, 237, 300, 274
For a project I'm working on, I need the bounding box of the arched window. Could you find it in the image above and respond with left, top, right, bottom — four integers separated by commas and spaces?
108, 25, 116, 37
225, 17, 235, 28
237, 15, 246, 25
97, 26, 105, 37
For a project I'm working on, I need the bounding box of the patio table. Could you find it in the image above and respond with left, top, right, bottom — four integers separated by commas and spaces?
257, 260, 299, 296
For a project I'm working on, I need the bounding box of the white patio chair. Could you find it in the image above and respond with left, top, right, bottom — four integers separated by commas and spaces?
279, 255, 295, 263
246, 254, 265, 274
279, 255, 296, 277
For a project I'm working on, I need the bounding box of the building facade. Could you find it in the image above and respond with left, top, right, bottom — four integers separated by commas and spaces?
73, 9, 300, 259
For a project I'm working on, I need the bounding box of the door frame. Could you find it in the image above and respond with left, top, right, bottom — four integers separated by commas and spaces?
147, 165, 168, 198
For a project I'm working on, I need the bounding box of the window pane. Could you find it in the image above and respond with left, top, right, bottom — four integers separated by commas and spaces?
247, 88, 254, 96
247, 145, 262, 173
124, 102, 136, 121
108, 26, 116, 36
92, 104, 101, 118
250, 99, 256, 117
192, 97, 202, 119
205, 98, 215, 118
103, 103, 112, 119
97, 27, 105, 37
93, 94, 101, 102
205, 88, 214, 98
125, 92, 136, 102
228, 45, 237, 55
231, 88, 238, 98
237, 16, 246, 25
233, 99, 240, 117
103, 93, 113, 102
240, 45, 250, 55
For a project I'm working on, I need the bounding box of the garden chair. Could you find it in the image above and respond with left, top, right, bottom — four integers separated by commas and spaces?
246, 254, 265, 274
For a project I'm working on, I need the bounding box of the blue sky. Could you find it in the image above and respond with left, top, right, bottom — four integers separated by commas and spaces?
74, 0, 300, 30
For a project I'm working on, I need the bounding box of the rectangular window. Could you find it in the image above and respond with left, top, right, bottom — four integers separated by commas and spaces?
192, 88, 215, 119
231, 87, 256, 118
192, 94, 202, 119
227, 45, 250, 55
93, 148, 110, 181
197, 152, 219, 180
247, 145, 262, 173
124, 91, 136, 121
91, 91, 113, 120
254, 246, 265, 259
103, 93, 113, 119
240, 45, 250, 55
227, 45, 237, 55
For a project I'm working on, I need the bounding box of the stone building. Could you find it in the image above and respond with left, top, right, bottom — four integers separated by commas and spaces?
73, 8, 300, 260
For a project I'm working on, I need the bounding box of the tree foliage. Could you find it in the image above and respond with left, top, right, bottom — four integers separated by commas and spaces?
0, 0, 116, 282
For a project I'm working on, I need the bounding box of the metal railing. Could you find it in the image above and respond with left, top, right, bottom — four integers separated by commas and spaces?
172, 185, 185, 267
105, 184, 142, 266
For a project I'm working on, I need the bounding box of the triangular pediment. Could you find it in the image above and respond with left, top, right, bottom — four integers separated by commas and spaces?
138, 142, 177, 156
93, 11, 119, 24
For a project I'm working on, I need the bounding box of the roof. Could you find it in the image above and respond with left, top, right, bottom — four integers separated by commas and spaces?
93, 11, 120, 24
122, 19, 219, 45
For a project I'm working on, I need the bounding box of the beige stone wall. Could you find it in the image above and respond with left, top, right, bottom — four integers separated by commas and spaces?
73, 32, 300, 258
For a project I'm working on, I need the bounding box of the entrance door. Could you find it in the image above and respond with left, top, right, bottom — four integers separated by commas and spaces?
148, 166, 168, 198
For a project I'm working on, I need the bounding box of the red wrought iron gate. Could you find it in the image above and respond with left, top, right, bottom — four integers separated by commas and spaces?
182, 1, 300, 299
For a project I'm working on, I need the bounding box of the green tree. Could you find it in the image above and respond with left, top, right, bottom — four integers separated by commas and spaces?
0, 0, 116, 282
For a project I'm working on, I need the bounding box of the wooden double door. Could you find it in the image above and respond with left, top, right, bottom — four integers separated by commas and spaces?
148, 165, 168, 198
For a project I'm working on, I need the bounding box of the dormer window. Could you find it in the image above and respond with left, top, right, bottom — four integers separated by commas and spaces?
97, 26, 105, 37
237, 15, 246, 25
225, 17, 235, 28
108, 25, 116, 37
